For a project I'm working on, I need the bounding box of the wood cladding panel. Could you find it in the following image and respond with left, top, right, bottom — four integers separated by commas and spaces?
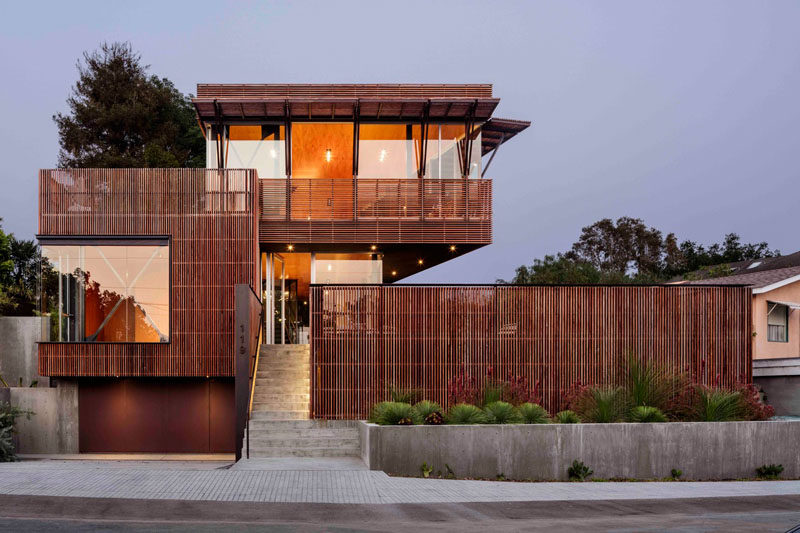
309, 285, 752, 419
197, 84, 493, 99
259, 179, 491, 244
38, 169, 259, 377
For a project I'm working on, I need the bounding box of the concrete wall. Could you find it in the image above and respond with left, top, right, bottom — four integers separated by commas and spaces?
0, 316, 49, 387
5, 382, 79, 454
361, 421, 800, 481
753, 283, 800, 359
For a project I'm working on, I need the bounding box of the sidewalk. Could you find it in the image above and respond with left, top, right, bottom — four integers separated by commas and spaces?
1, 458, 799, 504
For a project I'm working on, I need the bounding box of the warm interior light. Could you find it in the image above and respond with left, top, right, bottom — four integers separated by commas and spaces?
325, 148, 332, 162
417, 259, 424, 265
379, 149, 387, 162
270, 149, 277, 159
449, 245, 457, 252
370, 245, 377, 251
391, 270, 397, 276
327, 263, 332, 271
287, 244, 294, 251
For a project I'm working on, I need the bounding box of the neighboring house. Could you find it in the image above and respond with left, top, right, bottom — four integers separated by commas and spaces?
35, 83, 755, 457
682, 264, 800, 414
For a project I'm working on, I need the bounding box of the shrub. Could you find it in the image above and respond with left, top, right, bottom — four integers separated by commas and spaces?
685, 387, 742, 422
518, 403, 549, 424
372, 402, 421, 425
670, 468, 682, 480
503, 375, 543, 406
0, 402, 33, 462
0, 426, 14, 463
447, 403, 488, 424
756, 464, 783, 480
483, 401, 523, 424
447, 373, 480, 406
735, 382, 775, 421
389, 385, 422, 405
570, 386, 625, 423
629, 405, 668, 423
553, 410, 581, 424
567, 460, 593, 481
414, 400, 445, 425
624, 356, 681, 411
481, 383, 505, 407
420, 462, 433, 478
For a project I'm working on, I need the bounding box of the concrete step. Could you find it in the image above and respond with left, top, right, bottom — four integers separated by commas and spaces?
257, 361, 310, 369
246, 437, 359, 448
248, 409, 309, 419
256, 370, 309, 379
252, 393, 310, 402
245, 447, 359, 458
247, 428, 358, 439
255, 378, 309, 387
252, 401, 309, 411
246, 417, 357, 428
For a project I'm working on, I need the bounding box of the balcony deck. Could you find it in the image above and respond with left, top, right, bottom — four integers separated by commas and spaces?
258, 178, 492, 245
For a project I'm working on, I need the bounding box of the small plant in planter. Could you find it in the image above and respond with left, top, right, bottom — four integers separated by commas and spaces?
483, 401, 523, 424
756, 464, 784, 480
629, 406, 668, 423
372, 402, 422, 425
568, 460, 593, 481
420, 462, 433, 478
518, 403, 549, 424
670, 468, 683, 480
414, 400, 444, 425
553, 410, 581, 424
446, 403, 488, 424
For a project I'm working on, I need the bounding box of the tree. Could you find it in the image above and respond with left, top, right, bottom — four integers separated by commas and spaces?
53, 42, 204, 168
503, 217, 779, 284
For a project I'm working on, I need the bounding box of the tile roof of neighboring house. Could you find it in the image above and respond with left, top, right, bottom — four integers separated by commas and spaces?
670, 250, 800, 282
680, 265, 800, 291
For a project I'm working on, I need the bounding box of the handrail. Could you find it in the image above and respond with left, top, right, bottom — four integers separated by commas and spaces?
245, 296, 264, 460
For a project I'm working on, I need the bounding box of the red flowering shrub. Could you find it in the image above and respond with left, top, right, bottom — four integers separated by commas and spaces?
447, 373, 479, 406
733, 382, 774, 421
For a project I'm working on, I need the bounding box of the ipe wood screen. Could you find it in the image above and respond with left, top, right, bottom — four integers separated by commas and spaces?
309, 284, 752, 418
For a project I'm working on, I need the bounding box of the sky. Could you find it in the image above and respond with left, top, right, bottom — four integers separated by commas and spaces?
1, 1, 798, 283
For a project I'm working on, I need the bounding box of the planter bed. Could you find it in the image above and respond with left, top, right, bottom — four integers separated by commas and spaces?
359, 420, 800, 481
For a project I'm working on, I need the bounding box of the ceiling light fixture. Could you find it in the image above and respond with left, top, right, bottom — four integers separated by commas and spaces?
379, 149, 387, 162
391, 270, 397, 276
417, 259, 424, 266
287, 244, 294, 251
449, 245, 457, 252
325, 148, 332, 162
370, 244, 377, 251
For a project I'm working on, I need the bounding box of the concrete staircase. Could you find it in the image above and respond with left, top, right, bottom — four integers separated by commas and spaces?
245, 344, 360, 458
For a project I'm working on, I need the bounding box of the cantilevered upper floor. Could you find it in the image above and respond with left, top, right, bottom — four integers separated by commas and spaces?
192, 84, 529, 270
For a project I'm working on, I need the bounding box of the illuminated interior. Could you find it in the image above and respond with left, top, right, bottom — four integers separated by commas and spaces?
41, 243, 169, 343
291, 123, 353, 179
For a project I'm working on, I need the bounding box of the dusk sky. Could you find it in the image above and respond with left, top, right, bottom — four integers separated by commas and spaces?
1, 1, 798, 283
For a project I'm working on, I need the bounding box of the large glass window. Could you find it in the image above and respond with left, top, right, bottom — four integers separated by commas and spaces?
358, 124, 421, 179
41, 241, 169, 343
207, 124, 286, 178
292, 123, 353, 179
424, 124, 482, 179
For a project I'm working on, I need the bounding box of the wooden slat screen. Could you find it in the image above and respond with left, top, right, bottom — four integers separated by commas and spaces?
259, 178, 492, 244
309, 285, 752, 419
38, 168, 258, 377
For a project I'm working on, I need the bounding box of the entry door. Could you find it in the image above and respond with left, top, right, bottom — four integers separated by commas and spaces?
263, 252, 286, 344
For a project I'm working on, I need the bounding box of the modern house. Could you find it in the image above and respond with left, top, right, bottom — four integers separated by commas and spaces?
682, 259, 800, 414
37, 83, 753, 457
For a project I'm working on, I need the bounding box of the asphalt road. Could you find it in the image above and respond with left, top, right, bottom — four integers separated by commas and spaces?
1, 494, 800, 532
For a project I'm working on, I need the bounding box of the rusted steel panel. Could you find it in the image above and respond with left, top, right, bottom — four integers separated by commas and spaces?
309, 285, 752, 419
38, 168, 259, 377
259, 178, 492, 244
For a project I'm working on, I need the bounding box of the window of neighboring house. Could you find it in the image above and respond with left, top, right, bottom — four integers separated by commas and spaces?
40, 240, 169, 343
767, 302, 789, 343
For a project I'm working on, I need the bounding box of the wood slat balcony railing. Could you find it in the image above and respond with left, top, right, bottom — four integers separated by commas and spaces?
259, 178, 492, 244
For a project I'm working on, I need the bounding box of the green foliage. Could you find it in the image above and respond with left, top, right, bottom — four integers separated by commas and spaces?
420, 462, 433, 478
444, 463, 456, 479
629, 406, 668, 423
53, 42, 204, 169
624, 356, 679, 411
518, 403, 550, 424
553, 410, 581, 424
370, 402, 421, 425
501, 216, 777, 284
0, 219, 49, 317
414, 400, 444, 425
689, 388, 742, 422
572, 386, 625, 423
567, 460, 593, 481
389, 385, 422, 405
481, 383, 504, 407
483, 401, 523, 424
446, 403, 488, 425
755, 464, 783, 480
0, 402, 34, 462
670, 468, 683, 480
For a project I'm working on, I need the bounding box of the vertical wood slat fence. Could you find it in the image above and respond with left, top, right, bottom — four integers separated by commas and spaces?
309, 284, 752, 419
38, 168, 259, 377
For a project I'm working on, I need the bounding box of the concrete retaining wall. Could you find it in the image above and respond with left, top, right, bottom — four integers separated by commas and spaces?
0, 316, 49, 387
3, 383, 79, 454
360, 421, 800, 480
